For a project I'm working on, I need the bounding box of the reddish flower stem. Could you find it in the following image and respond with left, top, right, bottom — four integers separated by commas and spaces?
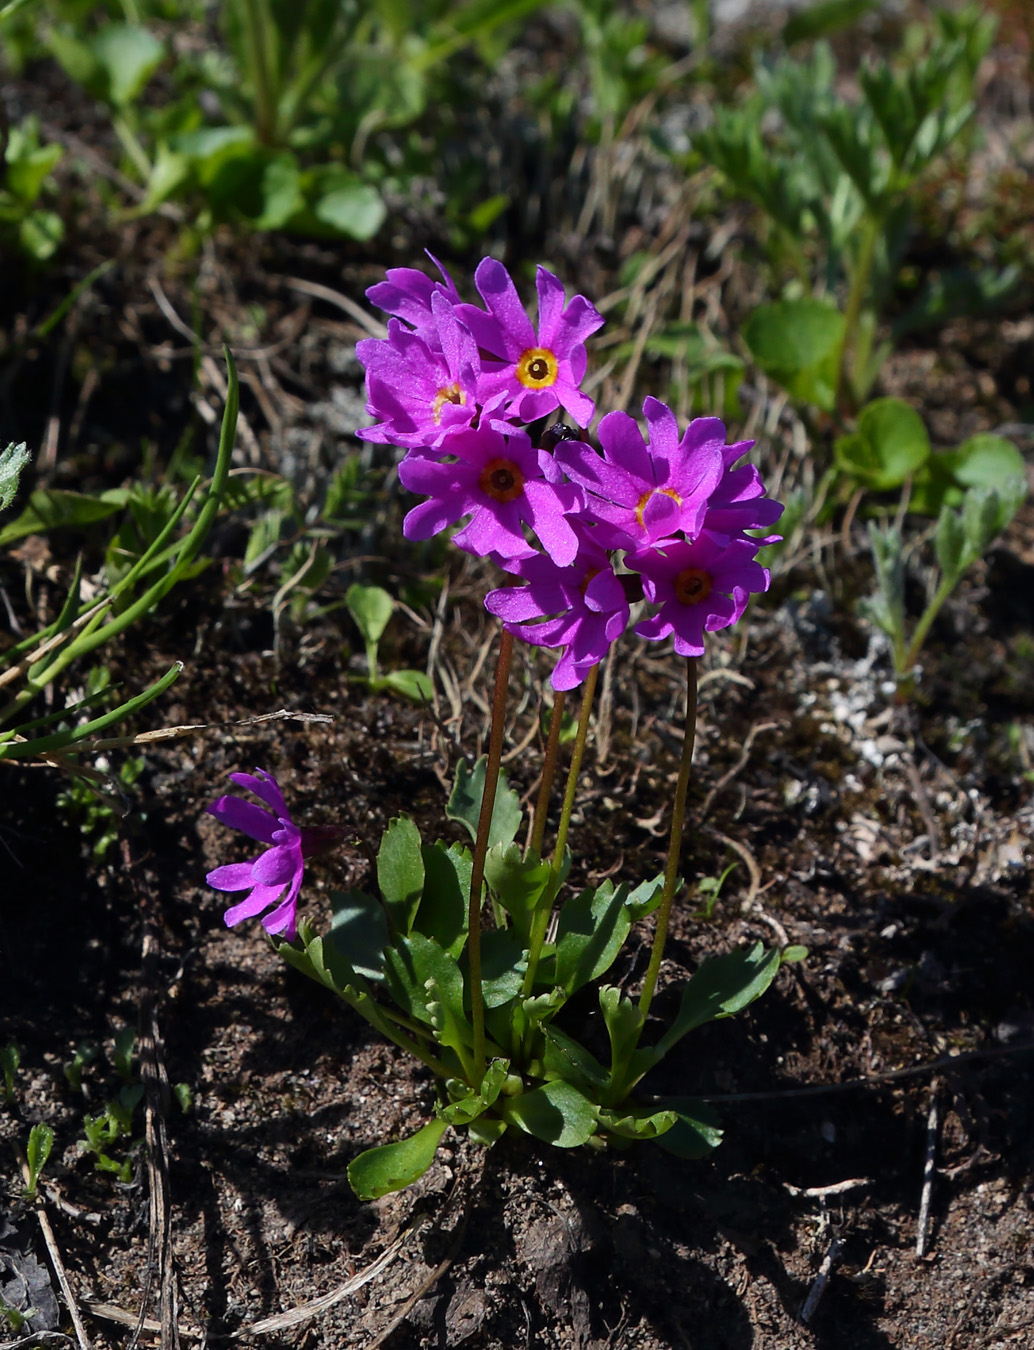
467, 628, 514, 1080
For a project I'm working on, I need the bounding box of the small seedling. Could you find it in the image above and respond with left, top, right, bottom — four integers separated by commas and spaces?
0, 1043, 20, 1103
23, 1122, 54, 1201
346, 582, 433, 702
64, 1043, 98, 1094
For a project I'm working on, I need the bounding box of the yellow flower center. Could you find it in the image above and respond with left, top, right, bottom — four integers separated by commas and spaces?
673, 567, 713, 606
478, 458, 525, 503
432, 382, 465, 424
635, 487, 682, 530
516, 347, 559, 390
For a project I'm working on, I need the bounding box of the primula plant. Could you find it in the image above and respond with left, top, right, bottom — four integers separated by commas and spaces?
207, 257, 795, 1200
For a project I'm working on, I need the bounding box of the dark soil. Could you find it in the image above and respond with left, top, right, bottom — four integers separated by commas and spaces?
2, 6, 1034, 1348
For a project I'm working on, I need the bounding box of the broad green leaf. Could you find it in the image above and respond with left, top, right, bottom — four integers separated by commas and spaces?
313, 184, 386, 240
478, 928, 528, 1008
346, 582, 394, 647
92, 24, 164, 107
377, 815, 424, 936
834, 397, 931, 490
254, 153, 304, 230
597, 1105, 677, 1141
625, 874, 665, 922
742, 298, 845, 412
277, 927, 371, 1003
6, 143, 62, 206
943, 434, 1024, 494
599, 985, 648, 1080
171, 126, 256, 185
18, 209, 63, 260
380, 669, 434, 702
0, 489, 124, 545
654, 1102, 724, 1158
383, 932, 466, 1028
550, 880, 633, 995
326, 890, 389, 981
447, 757, 521, 850
654, 943, 781, 1060
541, 1025, 609, 1095
501, 1080, 598, 1148
417, 841, 470, 956
0, 442, 30, 511
483, 843, 552, 942
347, 1117, 448, 1199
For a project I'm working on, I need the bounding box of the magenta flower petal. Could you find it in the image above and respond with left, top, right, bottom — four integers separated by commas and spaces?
206, 861, 264, 891
207, 797, 280, 844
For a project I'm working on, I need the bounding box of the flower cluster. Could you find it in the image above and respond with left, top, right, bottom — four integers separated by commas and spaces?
358, 255, 782, 689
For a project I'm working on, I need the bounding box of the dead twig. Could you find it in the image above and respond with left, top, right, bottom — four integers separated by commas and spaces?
15, 1156, 94, 1350
784, 1177, 872, 1199
916, 1078, 942, 1258
798, 1233, 843, 1325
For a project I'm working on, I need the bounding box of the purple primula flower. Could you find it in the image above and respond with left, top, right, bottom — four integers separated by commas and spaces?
205, 769, 340, 942
554, 399, 729, 551
454, 259, 604, 428
628, 531, 770, 658
356, 296, 485, 451
485, 529, 630, 690
398, 425, 585, 565
702, 440, 785, 541
365, 252, 461, 343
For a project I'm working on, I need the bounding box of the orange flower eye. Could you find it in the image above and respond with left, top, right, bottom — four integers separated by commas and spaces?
516, 347, 559, 390
673, 567, 713, 606
478, 458, 525, 502
432, 383, 465, 424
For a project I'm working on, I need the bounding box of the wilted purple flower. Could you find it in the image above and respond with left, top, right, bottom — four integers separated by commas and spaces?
398, 426, 585, 565
485, 529, 630, 690
554, 400, 727, 550
628, 531, 770, 657
455, 260, 604, 427
356, 296, 484, 451
205, 770, 340, 942
365, 252, 461, 343
702, 440, 784, 541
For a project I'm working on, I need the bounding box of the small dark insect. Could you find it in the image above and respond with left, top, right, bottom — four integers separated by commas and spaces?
538, 422, 583, 452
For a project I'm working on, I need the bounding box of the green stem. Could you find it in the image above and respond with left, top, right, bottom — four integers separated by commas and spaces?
240, 0, 279, 146
638, 658, 698, 1021
466, 628, 514, 1080
897, 570, 958, 699
835, 212, 880, 412
522, 664, 598, 997
529, 689, 566, 857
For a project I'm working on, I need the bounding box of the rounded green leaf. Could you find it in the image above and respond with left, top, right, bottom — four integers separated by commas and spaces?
502, 1080, 599, 1148
314, 184, 386, 241
742, 298, 845, 410
347, 1118, 448, 1200
835, 397, 930, 490
947, 434, 1026, 491
346, 583, 394, 646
